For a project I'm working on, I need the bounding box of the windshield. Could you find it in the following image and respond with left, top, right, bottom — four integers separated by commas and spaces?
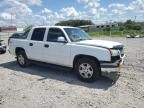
64, 28, 91, 42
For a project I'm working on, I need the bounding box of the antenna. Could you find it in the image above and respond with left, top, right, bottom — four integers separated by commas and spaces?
134, 16, 136, 22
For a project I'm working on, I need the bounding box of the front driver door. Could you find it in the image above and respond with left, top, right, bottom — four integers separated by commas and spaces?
43, 28, 71, 67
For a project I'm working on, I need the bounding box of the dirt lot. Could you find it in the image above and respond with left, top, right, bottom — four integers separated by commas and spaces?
0, 37, 144, 108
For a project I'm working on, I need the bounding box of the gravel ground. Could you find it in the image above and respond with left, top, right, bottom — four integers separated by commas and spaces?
0, 37, 144, 108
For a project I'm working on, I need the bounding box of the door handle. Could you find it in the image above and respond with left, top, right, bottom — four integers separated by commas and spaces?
29, 43, 33, 46
44, 44, 49, 48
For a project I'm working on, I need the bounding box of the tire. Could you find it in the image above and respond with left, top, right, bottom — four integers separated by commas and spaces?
16, 50, 29, 67
75, 58, 101, 82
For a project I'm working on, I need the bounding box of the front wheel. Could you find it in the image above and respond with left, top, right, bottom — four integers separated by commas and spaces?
75, 58, 101, 82
16, 51, 29, 67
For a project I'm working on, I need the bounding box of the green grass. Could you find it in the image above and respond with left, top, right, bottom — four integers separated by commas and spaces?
88, 30, 144, 37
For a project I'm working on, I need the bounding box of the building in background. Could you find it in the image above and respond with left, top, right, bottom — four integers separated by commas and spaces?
79, 23, 119, 32
0, 26, 24, 32
0, 26, 16, 32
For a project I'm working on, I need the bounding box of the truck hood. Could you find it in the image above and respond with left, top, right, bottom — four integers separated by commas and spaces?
75, 40, 123, 48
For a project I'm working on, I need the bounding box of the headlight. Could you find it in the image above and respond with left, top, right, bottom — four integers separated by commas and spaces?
110, 49, 120, 56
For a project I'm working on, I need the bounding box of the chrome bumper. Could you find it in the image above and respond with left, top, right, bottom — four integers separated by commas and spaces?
119, 54, 125, 65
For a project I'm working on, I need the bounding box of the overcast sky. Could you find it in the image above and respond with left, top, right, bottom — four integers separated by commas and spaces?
0, 0, 144, 26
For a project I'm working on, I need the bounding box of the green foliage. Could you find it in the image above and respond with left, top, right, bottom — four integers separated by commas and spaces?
123, 19, 143, 30
133, 25, 142, 30
86, 19, 144, 37
55, 20, 94, 27
103, 27, 111, 31
119, 26, 124, 31
125, 20, 134, 25
88, 32, 100, 36
123, 30, 144, 35
88, 30, 144, 37
124, 20, 134, 30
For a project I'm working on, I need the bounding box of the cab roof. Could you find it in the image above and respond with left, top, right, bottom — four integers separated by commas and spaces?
33, 26, 79, 29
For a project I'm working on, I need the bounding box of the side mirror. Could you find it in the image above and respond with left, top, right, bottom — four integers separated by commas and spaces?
57, 37, 67, 43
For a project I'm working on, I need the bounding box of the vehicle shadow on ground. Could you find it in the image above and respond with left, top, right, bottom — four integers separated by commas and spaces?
0, 61, 120, 90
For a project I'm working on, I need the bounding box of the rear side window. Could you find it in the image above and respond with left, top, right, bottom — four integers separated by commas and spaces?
47, 28, 65, 42
31, 28, 46, 41
23, 30, 30, 38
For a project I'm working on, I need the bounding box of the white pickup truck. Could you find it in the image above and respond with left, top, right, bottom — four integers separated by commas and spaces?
9, 26, 125, 82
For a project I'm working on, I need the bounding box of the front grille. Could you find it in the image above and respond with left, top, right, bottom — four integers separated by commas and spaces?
111, 56, 120, 63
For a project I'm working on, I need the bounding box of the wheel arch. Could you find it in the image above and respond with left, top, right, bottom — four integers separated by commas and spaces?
73, 54, 101, 69
15, 47, 25, 55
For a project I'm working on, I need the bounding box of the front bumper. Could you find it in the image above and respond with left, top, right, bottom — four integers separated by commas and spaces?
101, 54, 125, 68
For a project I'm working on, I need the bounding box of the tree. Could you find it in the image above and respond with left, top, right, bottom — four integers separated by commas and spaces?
125, 20, 133, 25
103, 27, 111, 32
55, 20, 94, 27
124, 20, 134, 30
133, 25, 142, 30
119, 26, 124, 31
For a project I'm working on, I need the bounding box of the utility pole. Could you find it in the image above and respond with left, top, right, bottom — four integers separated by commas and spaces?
42, 18, 45, 26
134, 16, 137, 22
10, 13, 13, 26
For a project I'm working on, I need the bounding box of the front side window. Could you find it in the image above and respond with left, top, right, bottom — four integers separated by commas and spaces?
64, 28, 91, 42
31, 28, 46, 41
47, 28, 66, 42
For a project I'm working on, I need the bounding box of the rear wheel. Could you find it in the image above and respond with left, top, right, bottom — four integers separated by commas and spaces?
16, 51, 29, 67
75, 58, 101, 82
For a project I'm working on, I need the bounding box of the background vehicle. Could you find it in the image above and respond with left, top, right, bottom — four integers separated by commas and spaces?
8, 26, 125, 82
0, 40, 6, 54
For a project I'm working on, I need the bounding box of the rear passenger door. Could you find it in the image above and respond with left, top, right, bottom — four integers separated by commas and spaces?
27, 28, 46, 61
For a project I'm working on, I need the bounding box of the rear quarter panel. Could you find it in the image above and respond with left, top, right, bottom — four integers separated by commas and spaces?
9, 38, 29, 56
